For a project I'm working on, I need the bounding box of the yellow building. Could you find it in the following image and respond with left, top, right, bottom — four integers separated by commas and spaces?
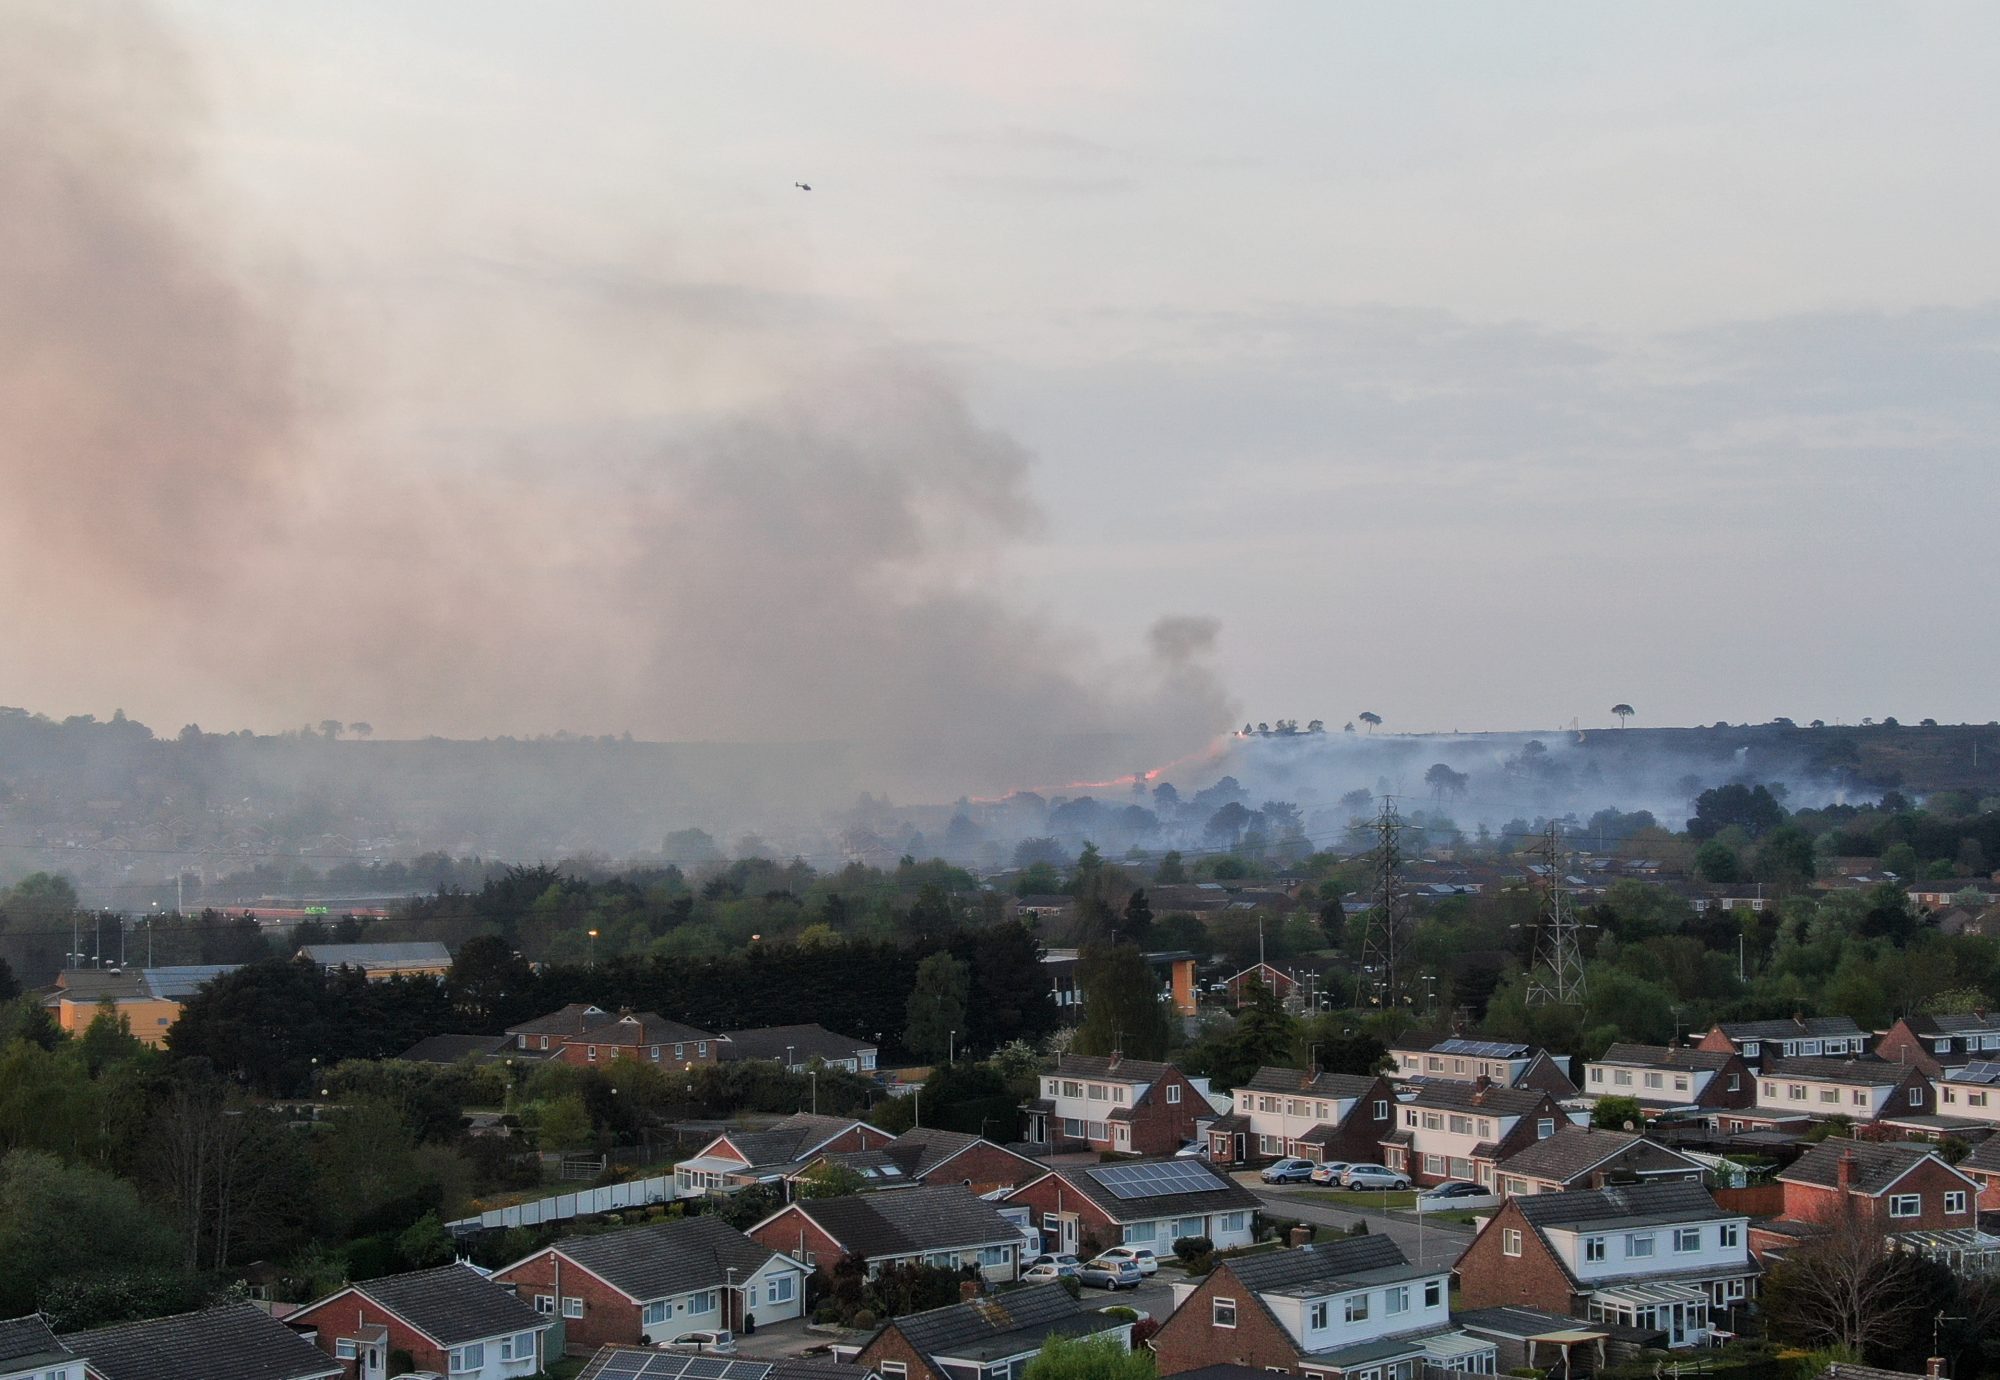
46, 965, 242, 1046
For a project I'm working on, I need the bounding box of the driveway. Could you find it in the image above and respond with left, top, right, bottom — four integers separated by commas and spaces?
1237, 1175, 1476, 1269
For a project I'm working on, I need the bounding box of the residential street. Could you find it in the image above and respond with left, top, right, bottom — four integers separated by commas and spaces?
1239, 1177, 1477, 1269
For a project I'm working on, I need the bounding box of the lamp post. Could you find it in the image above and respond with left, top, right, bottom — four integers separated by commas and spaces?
809, 1070, 818, 1116
587, 928, 599, 970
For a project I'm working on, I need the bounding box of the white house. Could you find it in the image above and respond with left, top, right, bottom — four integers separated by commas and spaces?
1754, 1057, 1933, 1123
1935, 1062, 2000, 1127
291, 1264, 551, 1380
1004, 1158, 1263, 1259
1204, 1065, 1398, 1167
1382, 1080, 1574, 1187
0, 1317, 80, 1380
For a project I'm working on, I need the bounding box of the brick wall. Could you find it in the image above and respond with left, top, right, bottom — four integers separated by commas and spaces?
1124, 1068, 1207, 1155
491, 1249, 641, 1355
854, 1320, 950, 1380
1873, 1021, 1945, 1078
552, 1039, 721, 1069
292, 1294, 453, 1377
1320, 1079, 1397, 1166
1001, 1175, 1123, 1253
1452, 1202, 1581, 1316
1781, 1159, 1977, 1232
925, 1142, 1045, 1193
1150, 1261, 1302, 1375
749, 1206, 853, 1273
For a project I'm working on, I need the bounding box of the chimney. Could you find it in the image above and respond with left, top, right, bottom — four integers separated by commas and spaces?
1107, 1050, 1121, 1071
960, 1279, 983, 1303
1926, 1359, 1947, 1379
1837, 1149, 1858, 1193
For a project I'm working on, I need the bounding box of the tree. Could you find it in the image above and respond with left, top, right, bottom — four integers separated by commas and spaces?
904, 952, 970, 1062
0, 1150, 180, 1317
1074, 944, 1173, 1061
1155, 851, 1186, 885
447, 934, 539, 1029
1024, 1334, 1155, 1380
1694, 839, 1745, 884
1591, 1095, 1645, 1131
1204, 803, 1254, 848
1611, 704, 1635, 727
1358, 712, 1382, 733
796, 1162, 867, 1199
1754, 826, 1817, 891
1117, 890, 1155, 948
1759, 1209, 1937, 1356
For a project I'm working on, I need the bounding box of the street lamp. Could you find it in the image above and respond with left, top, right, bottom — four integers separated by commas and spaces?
587, 929, 599, 970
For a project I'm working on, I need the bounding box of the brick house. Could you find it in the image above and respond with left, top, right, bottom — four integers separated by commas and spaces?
1224, 963, 1299, 1007
1454, 1182, 1755, 1348
719, 1024, 879, 1074
1492, 1126, 1708, 1197
788, 1127, 1045, 1195
1581, 1045, 1752, 1114
1748, 1139, 1998, 1271
502, 1004, 725, 1068
1695, 1017, 1867, 1070
1020, 1053, 1208, 1155
1751, 1057, 1933, 1124
1956, 1135, 2000, 1210
505, 1003, 611, 1053
674, 1113, 895, 1198
1388, 1036, 1577, 1099
841, 1284, 1131, 1380
291, 1263, 550, 1380
1150, 1235, 1484, 1380
1203, 1066, 1399, 1167
0, 1316, 79, 1380
62, 1301, 341, 1380
491, 1214, 804, 1354
748, 1183, 1025, 1280
1876, 1014, 2000, 1078
1002, 1158, 1259, 1260
1380, 1079, 1572, 1188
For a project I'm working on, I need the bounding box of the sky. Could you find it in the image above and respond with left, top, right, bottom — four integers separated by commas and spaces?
2, 3, 1996, 792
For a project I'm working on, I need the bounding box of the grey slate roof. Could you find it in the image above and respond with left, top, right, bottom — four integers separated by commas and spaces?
63, 1300, 341, 1380
554, 1215, 788, 1302
1495, 1126, 1651, 1182
1899, 1013, 2000, 1037
1716, 1016, 1865, 1042
300, 941, 451, 969
1761, 1056, 1905, 1086
1053, 1053, 1174, 1085
1511, 1181, 1729, 1231
1404, 1081, 1553, 1118
1048, 1158, 1261, 1224
397, 1033, 512, 1064
1595, 1044, 1736, 1071
1242, 1066, 1383, 1099
347, 1263, 545, 1347
1961, 1136, 2000, 1176
48, 965, 241, 1004
575, 1011, 719, 1047
1778, 1138, 1965, 1195
720, 1024, 875, 1063
1221, 1234, 1410, 1293
718, 1113, 873, 1169
507, 1003, 610, 1037
784, 1184, 1020, 1257
885, 1284, 1115, 1362
0, 1315, 72, 1370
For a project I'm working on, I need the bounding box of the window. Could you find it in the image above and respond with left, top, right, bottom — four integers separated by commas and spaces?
978, 1246, 1010, 1268
1214, 1297, 1237, 1328
1909, 1087, 1924, 1106
563, 1297, 584, 1318
1802, 1040, 1821, 1056
651, 1045, 661, 1060
1719, 1222, 1740, 1248
1114, 1086, 1128, 1103
1537, 1118, 1555, 1139
1819, 1089, 1839, 1104
1423, 1112, 1443, 1131
1088, 1083, 1107, 1101
644, 1301, 668, 1326
1310, 1301, 1328, 1330
1890, 1194, 1921, 1218
1584, 1236, 1606, 1262
1064, 1081, 1084, 1098
675, 1043, 685, 1060
1937, 1039, 1953, 1054
449, 1343, 486, 1374
1674, 1227, 1701, 1253
691, 1291, 718, 1314
1424, 1280, 1443, 1308
534, 1295, 555, 1315
1727, 1074, 1740, 1091
1787, 1084, 1806, 1101
1386, 1285, 1410, 1315
1126, 1221, 1157, 1243
1946, 1192, 1968, 1215
1589, 1067, 1604, 1084
586, 1045, 597, 1062
1345, 1293, 1369, 1322
1627, 1233, 1655, 1258
1424, 1154, 1445, 1176
1502, 1229, 1522, 1257
1761, 1082, 1776, 1099
335, 1341, 358, 1360
699, 1041, 709, 1057
1404, 1110, 1417, 1128
1261, 1135, 1285, 1155
1168, 1083, 1182, 1104
1176, 1217, 1205, 1240
1743, 1041, 1760, 1058
1673, 1076, 1690, 1093
1218, 1212, 1248, 1233
883, 1364, 908, 1380
1374, 1100, 1389, 1119
1973, 1092, 1990, 1109
500, 1333, 535, 1362
1644, 1072, 1663, 1090
1449, 1114, 1473, 1135
1613, 1070, 1632, 1087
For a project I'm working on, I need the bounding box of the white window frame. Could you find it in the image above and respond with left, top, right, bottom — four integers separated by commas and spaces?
449, 1342, 485, 1374
1167, 1083, 1181, 1104
1502, 1228, 1522, 1257
335, 1341, 358, 1360
1719, 1222, 1740, 1248
1584, 1236, 1606, 1262
1214, 1297, 1238, 1328
534, 1294, 554, 1315
563, 1297, 584, 1318
1627, 1233, 1656, 1258
882, 1365, 908, 1380
1345, 1293, 1369, 1322
1674, 1227, 1701, 1253
1889, 1194, 1921, 1218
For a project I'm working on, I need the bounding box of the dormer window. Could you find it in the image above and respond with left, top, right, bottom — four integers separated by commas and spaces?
1742, 1041, 1760, 1058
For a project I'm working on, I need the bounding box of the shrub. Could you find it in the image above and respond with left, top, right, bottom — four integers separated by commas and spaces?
813, 1304, 841, 1324
1100, 1306, 1139, 1321
1172, 1235, 1213, 1263
851, 1310, 877, 1330
1059, 1276, 1082, 1300
390, 1350, 415, 1376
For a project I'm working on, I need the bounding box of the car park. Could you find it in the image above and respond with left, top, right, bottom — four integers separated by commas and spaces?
1260, 1157, 1316, 1183
1341, 1164, 1411, 1191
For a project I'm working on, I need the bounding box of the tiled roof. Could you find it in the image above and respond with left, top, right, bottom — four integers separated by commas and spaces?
1778, 1138, 1961, 1195
63, 1300, 341, 1380
1048, 1158, 1261, 1224
348, 1263, 545, 1347
1716, 1016, 1864, 1041
506, 1003, 609, 1037
787, 1184, 1021, 1257
1496, 1126, 1650, 1182
397, 1033, 511, 1064
886, 1284, 1113, 1362
719, 1024, 875, 1063
1594, 1044, 1736, 1072
1242, 1066, 1383, 1099
554, 1215, 786, 1302
1961, 1137, 2000, 1176
1404, 1081, 1553, 1117
1761, 1057, 1906, 1086
1053, 1054, 1173, 1085
0, 1315, 72, 1369
1900, 1013, 2000, 1037
576, 1011, 719, 1047
300, 942, 452, 968
1222, 1235, 1409, 1292
1511, 1181, 1728, 1231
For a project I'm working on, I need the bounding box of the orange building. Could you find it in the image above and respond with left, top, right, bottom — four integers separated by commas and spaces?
45, 964, 241, 1046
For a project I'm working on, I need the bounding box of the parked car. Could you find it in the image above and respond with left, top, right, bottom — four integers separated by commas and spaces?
1022, 1262, 1066, 1283
1419, 1180, 1485, 1200
662, 1331, 736, 1355
1308, 1160, 1354, 1185
1261, 1157, 1316, 1184
1092, 1246, 1159, 1276
1028, 1254, 1082, 1277
1079, 1257, 1144, 1290
1174, 1139, 1209, 1159
1340, 1164, 1411, 1191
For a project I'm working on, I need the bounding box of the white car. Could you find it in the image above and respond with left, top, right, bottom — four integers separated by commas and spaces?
1340, 1164, 1411, 1191
661, 1331, 736, 1355
1091, 1246, 1159, 1276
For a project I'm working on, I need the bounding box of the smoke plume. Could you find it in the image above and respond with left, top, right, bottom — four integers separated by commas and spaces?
0, 1, 1231, 804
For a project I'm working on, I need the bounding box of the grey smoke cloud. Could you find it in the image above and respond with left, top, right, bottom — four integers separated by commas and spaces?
0, 1, 1233, 805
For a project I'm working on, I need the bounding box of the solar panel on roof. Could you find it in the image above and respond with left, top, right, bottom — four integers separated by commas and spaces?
1086, 1160, 1221, 1199
1954, 1061, 2000, 1085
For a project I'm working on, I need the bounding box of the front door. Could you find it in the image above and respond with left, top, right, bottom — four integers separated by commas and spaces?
361, 1343, 386, 1380
1059, 1215, 1079, 1255
1233, 1133, 1246, 1162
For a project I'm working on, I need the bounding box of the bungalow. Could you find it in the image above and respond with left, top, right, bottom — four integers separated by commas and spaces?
1493, 1125, 1708, 1198
1581, 1045, 1752, 1113
1001, 1157, 1261, 1260
1020, 1053, 1208, 1155
843, 1283, 1131, 1380
291, 1263, 550, 1380
1907, 879, 2000, 910
1752, 1057, 1933, 1124
674, 1112, 893, 1199
492, 1214, 805, 1354
1380, 1079, 1573, 1189
748, 1183, 1024, 1280
0, 1317, 79, 1380
298, 941, 453, 980
1202, 1065, 1399, 1167
575, 1349, 871, 1380
1876, 1014, 2000, 1077
1455, 1182, 1756, 1348
63, 1300, 341, 1380
788, 1127, 1045, 1196
1150, 1234, 1483, 1380
720, 1024, 879, 1074
1695, 1016, 1868, 1069
1388, 1036, 1577, 1099
43, 965, 239, 1047
1750, 1139, 1997, 1272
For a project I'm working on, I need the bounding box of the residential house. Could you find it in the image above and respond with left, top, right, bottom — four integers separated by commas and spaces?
1455, 1182, 1756, 1348
843, 1284, 1131, 1380
1581, 1045, 1752, 1113
0, 1317, 80, 1380
1932, 1061, 2000, 1130
1956, 1135, 2000, 1210
1388, 1036, 1577, 1099
297, 941, 453, 980
719, 1024, 878, 1074
1748, 1057, 1933, 1128
1020, 1053, 1208, 1155
674, 1113, 894, 1199
1750, 1138, 1998, 1273
546, 1010, 725, 1070
1876, 1014, 2000, 1078
1380, 1079, 1573, 1189
43, 965, 239, 1047
292, 1263, 550, 1379
1001, 1157, 1261, 1260
1150, 1234, 1484, 1380
1695, 1017, 1868, 1070
1908, 879, 2000, 910
575, 1349, 871, 1380
1224, 963, 1298, 1007
788, 1127, 1045, 1195
1202, 1066, 1398, 1167
492, 1214, 805, 1354
506, 1003, 612, 1053
63, 1301, 341, 1380
397, 1033, 515, 1066
747, 1183, 1024, 1280
1493, 1126, 1708, 1197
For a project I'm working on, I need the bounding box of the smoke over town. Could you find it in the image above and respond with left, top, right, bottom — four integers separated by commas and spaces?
0, 0, 1230, 804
